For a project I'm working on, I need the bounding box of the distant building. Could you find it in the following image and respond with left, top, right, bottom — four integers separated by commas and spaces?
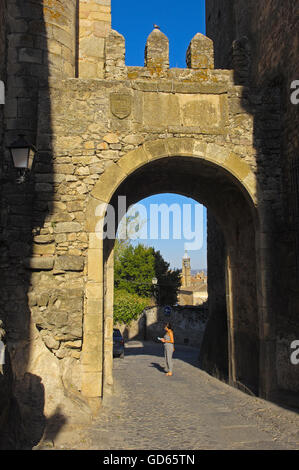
181, 250, 191, 287
178, 251, 208, 306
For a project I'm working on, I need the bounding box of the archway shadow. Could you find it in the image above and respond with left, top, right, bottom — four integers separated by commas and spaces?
0, 370, 67, 449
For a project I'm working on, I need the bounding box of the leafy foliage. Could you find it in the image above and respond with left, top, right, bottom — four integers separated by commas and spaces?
153, 250, 182, 306
114, 243, 181, 306
113, 289, 150, 326
114, 244, 156, 297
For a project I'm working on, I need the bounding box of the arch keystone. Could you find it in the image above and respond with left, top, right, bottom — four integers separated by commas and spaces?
167, 137, 195, 157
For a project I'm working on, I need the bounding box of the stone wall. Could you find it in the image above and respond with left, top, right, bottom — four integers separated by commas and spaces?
144, 306, 209, 349
206, 0, 235, 69
116, 305, 208, 348
0, 0, 15, 450
25, 31, 270, 401
206, 0, 299, 405
5, 0, 77, 151
0, 0, 5, 167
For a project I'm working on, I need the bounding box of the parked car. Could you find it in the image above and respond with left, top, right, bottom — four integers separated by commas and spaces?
113, 328, 124, 358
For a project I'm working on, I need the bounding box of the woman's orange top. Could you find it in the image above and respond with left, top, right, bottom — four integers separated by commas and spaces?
165, 330, 174, 344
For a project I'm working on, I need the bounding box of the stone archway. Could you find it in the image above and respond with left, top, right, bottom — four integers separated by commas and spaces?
82, 136, 263, 401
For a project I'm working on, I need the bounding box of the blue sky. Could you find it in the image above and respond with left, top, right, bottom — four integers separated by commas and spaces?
123, 194, 207, 271
111, 0, 206, 67
112, 1, 207, 270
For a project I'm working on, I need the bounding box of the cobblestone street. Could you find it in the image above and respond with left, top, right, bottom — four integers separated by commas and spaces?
70, 341, 299, 450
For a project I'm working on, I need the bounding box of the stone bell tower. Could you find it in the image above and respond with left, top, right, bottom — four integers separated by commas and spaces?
182, 250, 191, 288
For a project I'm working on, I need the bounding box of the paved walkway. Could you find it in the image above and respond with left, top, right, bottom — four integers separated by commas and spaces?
62, 341, 299, 450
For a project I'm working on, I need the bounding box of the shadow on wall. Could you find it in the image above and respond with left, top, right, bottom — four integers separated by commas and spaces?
233, 36, 296, 407
205, 0, 299, 408
0, 0, 67, 448
199, 213, 228, 383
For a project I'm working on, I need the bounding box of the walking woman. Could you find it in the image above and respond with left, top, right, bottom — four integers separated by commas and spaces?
161, 322, 175, 376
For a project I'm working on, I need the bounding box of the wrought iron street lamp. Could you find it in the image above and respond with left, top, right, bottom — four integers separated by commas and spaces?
7, 134, 37, 183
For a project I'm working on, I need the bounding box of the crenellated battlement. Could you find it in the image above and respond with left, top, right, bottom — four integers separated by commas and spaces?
101, 27, 215, 81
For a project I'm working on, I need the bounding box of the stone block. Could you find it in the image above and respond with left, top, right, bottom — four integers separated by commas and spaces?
84, 313, 103, 335
167, 137, 195, 157
117, 147, 148, 175
54, 222, 82, 233
91, 163, 126, 202
33, 243, 56, 256
67, 201, 84, 212
89, 232, 103, 250
143, 92, 180, 128
123, 134, 144, 146
88, 249, 103, 282
205, 143, 230, 165
81, 350, 103, 376
54, 164, 75, 174
24, 256, 54, 270
79, 60, 98, 78
19, 47, 43, 64
225, 152, 250, 180
93, 20, 111, 38
54, 255, 84, 272
86, 282, 103, 300
186, 33, 214, 69
145, 28, 169, 71
80, 36, 105, 59
144, 139, 169, 160
35, 183, 53, 192
86, 197, 107, 233
103, 132, 119, 144
64, 340, 82, 349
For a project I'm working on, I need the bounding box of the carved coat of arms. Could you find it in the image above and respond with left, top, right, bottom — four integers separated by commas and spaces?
110, 93, 132, 119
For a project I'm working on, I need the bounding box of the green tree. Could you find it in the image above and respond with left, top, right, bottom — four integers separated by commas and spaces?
114, 244, 155, 298
153, 250, 181, 305
114, 243, 181, 306
114, 211, 147, 264
113, 290, 150, 326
